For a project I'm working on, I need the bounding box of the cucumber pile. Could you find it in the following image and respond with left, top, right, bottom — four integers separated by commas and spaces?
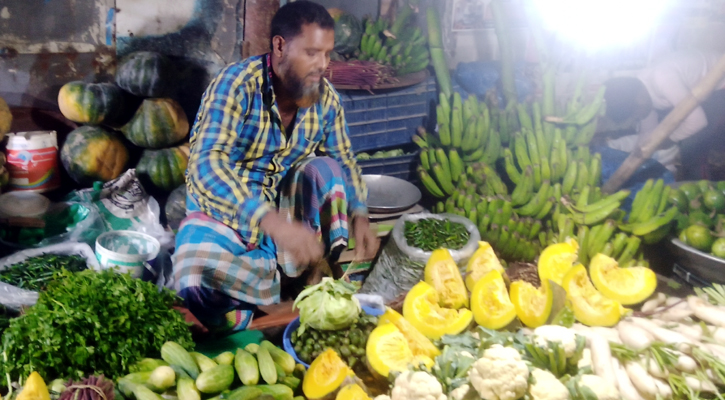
117, 341, 306, 400
291, 314, 378, 370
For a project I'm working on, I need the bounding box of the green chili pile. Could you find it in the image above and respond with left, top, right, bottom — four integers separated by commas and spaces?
404, 218, 470, 251
0, 254, 87, 291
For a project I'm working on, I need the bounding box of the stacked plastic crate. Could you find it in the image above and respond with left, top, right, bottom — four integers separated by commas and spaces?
340, 76, 437, 182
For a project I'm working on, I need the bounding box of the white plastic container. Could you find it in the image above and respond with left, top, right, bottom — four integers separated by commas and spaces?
5, 130, 61, 192
95, 230, 160, 278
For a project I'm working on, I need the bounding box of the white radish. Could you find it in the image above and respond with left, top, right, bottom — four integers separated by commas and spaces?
649, 320, 702, 341
705, 343, 725, 359
675, 353, 698, 373
617, 321, 654, 351
578, 348, 592, 370
665, 296, 682, 306
655, 302, 694, 322
644, 357, 669, 379
590, 326, 623, 344
589, 333, 618, 389
706, 369, 724, 385
684, 376, 718, 393
625, 360, 658, 400
572, 323, 594, 335
641, 293, 666, 313
613, 358, 646, 400
688, 296, 725, 328
653, 378, 672, 398
628, 317, 694, 353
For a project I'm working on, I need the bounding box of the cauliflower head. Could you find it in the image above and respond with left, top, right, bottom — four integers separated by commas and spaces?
533, 325, 577, 357
374, 396, 392, 400
578, 375, 619, 400
450, 384, 478, 400
390, 371, 447, 400
528, 369, 570, 400
468, 345, 530, 400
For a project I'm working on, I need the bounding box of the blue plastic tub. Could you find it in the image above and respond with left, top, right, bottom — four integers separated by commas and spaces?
282, 306, 384, 368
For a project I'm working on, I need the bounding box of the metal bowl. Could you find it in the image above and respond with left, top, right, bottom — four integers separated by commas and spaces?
667, 238, 725, 284
362, 174, 421, 213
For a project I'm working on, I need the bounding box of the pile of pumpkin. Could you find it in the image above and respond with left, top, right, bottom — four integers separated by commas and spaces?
57, 51, 189, 192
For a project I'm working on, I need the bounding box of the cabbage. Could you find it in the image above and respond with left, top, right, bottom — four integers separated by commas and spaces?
293, 277, 361, 333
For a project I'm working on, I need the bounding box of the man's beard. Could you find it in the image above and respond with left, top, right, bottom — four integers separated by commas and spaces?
278, 57, 322, 109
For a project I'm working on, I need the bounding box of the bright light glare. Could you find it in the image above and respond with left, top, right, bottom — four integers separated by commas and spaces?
531, 0, 670, 51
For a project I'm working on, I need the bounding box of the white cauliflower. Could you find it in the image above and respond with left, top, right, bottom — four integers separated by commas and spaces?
450, 384, 477, 400
389, 371, 447, 400
374, 396, 392, 400
577, 348, 592, 370
578, 375, 619, 400
528, 369, 570, 400
468, 345, 530, 400
533, 325, 577, 357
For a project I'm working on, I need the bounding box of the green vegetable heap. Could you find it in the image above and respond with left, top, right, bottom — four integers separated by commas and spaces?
0, 269, 193, 382
0, 254, 87, 291
404, 218, 470, 251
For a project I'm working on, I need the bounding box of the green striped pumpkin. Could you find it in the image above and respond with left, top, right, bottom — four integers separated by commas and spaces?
0, 95, 11, 141
115, 51, 172, 98
136, 143, 189, 192
60, 126, 129, 185
121, 98, 189, 149
57, 81, 123, 125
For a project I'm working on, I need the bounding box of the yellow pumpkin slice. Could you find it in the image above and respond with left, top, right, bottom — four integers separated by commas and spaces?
589, 253, 657, 305
465, 241, 504, 291
470, 270, 517, 330
425, 248, 468, 309
303, 349, 353, 400
538, 241, 579, 286
402, 281, 473, 340
510, 279, 553, 328
17, 372, 50, 400
366, 323, 433, 377
336, 384, 371, 400
378, 308, 440, 358
562, 264, 626, 327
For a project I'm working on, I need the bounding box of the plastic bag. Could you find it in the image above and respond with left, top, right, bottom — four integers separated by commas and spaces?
0, 242, 101, 311
360, 213, 480, 304
165, 184, 187, 231
67, 169, 174, 249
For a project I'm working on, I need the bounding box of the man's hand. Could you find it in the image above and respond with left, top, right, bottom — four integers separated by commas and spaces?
352, 216, 378, 260
261, 212, 323, 267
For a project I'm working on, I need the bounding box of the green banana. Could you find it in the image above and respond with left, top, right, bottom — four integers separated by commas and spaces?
617, 236, 642, 265
514, 133, 532, 171
539, 231, 549, 248
517, 104, 534, 132
637, 179, 664, 223
502, 232, 520, 258
479, 214, 492, 233
573, 190, 630, 213
577, 225, 590, 265
575, 161, 589, 192
463, 147, 485, 162
576, 186, 591, 209
630, 206, 678, 236
589, 219, 616, 257
439, 93, 451, 119
504, 148, 521, 184
455, 190, 466, 208
526, 130, 541, 167
418, 167, 445, 198
498, 226, 511, 252
438, 123, 451, 147
591, 186, 602, 203
643, 223, 672, 244
419, 150, 430, 170
550, 141, 562, 181
412, 134, 428, 149
600, 242, 614, 257
535, 126, 549, 163
529, 220, 542, 240
568, 86, 606, 125
371, 39, 383, 58
463, 195, 473, 213
435, 201, 445, 213
588, 153, 602, 187
562, 161, 578, 195
468, 209, 478, 225
568, 201, 621, 226
461, 121, 478, 152
533, 164, 542, 191
501, 200, 514, 223
557, 215, 575, 243
428, 148, 437, 165
557, 131, 568, 178
541, 156, 552, 183
431, 163, 454, 195
452, 93, 463, 147
552, 202, 561, 224
657, 186, 671, 215
476, 198, 489, 217
511, 166, 534, 206
449, 149, 464, 182
436, 105, 449, 130
576, 146, 591, 165
514, 218, 528, 238
535, 198, 555, 220
553, 183, 562, 202
482, 129, 501, 165
435, 148, 451, 180
516, 181, 552, 217
628, 179, 654, 222
476, 115, 490, 147
445, 196, 455, 214
492, 208, 505, 227
610, 233, 629, 259
463, 96, 475, 126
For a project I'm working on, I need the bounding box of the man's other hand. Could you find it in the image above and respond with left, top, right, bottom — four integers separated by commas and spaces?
261, 212, 323, 267
352, 216, 378, 261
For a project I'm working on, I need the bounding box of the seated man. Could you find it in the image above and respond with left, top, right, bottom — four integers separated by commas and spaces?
600, 50, 725, 178
172, 1, 377, 333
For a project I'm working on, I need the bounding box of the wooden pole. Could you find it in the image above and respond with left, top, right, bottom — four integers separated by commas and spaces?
602, 54, 725, 194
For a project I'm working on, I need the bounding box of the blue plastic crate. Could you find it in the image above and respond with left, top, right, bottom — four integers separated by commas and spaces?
358, 152, 418, 181
341, 77, 437, 152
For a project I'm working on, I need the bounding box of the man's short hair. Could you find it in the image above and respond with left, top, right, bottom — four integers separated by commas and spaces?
270, 1, 335, 49
603, 76, 651, 124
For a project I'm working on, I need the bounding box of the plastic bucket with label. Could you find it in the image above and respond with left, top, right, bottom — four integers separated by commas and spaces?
5, 130, 61, 193
95, 230, 160, 278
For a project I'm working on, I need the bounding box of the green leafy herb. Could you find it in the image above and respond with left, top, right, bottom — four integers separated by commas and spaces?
404, 218, 470, 251
695, 283, 725, 306
0, 269, 193, 382
0, 254, 87, 291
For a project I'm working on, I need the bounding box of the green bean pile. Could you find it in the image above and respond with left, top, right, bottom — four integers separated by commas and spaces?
0, 254, 87, 291
404, 218, 470, 251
